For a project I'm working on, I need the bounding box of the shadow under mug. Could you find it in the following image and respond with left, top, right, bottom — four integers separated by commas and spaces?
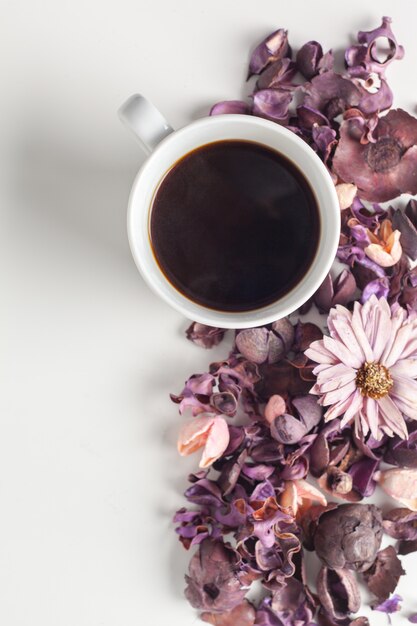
118, 94, 340, 329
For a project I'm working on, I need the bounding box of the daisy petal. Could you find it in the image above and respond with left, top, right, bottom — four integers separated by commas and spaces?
390, 358, 417, 378
377, 395, 408, 439
324, 392, 357, 422
321, 380, 357, 406
340, 390, 363, 427
323, 335, 363, 369
384, 324, 414, 368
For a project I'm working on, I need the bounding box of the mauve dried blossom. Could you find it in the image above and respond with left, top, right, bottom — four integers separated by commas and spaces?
364, 546, 405, 602
186, 323, 226, 349
296, 40, 324, 79
314, 504, 383, 571
304, 71, 361, 120
256, 57, 297, 90
333, 109, 417, 202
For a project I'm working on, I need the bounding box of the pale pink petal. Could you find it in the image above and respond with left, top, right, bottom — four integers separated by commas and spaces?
357, 407, 370, 437
374, 468, 417, 511
324, 390, 358, 422
384, 323, 414, 367
200, 416, 230, 468
390, 392, 417, 421
351, 301, 374, 362
264, 394, 286, 423
294, 479, 327, 506
364, 240, 401, 267
336, 183, 357, 210
363, 396, 380, 440
305, 340, 338, 364
340, 390, 364, 428
371, 304, 392, 361
323, 335, 363, 369
329, 316, 366, 362
398, 336, 417, 360
321, 380, 357, 406
380, 306, 407, 365
316, 363, 356, 392
177, 416, 216, 456
390, 376, 417, 420
377, 395, 408, 439
390, 358, 417, 378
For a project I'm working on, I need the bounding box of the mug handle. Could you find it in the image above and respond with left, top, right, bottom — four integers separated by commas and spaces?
118, 94, 174, 154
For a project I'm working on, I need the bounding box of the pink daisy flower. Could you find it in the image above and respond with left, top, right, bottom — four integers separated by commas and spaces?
305, 295, 417, 440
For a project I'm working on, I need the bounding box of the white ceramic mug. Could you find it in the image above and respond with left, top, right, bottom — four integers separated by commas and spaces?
118, 94, 340, 329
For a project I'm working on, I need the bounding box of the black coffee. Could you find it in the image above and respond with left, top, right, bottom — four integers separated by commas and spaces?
150, 140, 320, 312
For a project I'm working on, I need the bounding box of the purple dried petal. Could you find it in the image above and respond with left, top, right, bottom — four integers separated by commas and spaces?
250, 479, 276, 502
356, 78, 393, 115
373, 593, 403, 614
332, 269, 357, 306
392, 208, 417, 260
252, 89, 292, 123
248, 28, 290, 77
211, 392, 237, 416
297, 105, 329, 129
218, 449, 248, 495
292, 395, 322, 432
271, 413, 308, 445
241, 463, 275, 481
296, 40, 323, 79
409, 615, 417, 624
222, 426, 245, 456
361, 277, 390, 302
304, 71, 361, 119
319, 50, 334, 73
348, 458, 379, 497
317, 566, 361, 619
309, 433, 330, 477
267, 331, 286, 364
210, 100, 251, 116
364, 546, 405, 602
186, 323, 226, 348
185, 539, 247, 612
280, 456, 309, 480
312, 124, 337, 163
271, 318, 295, 352
236, 328, 269, 364
384, 425, 417, 468
202, 600, 256, 626
256, 57, 297, 90
383, 507, 417, 541
185, 479, 224, 507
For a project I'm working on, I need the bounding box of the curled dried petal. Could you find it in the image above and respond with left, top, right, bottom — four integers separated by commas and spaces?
186, 323, 225, 348
296, 40, 323, 79
383, 507, 417, 541
202, 600, 256, 626
336, 184, 358, 211
178, 416, 230, 468
317, 566, 361, 619
264, 394, 286, 424
252, 89, 292, 123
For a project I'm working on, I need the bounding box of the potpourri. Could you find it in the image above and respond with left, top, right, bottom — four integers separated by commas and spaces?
172, 17, 417, 625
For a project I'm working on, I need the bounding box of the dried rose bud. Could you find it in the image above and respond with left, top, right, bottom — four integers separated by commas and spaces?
314, 504, 383, 572
186, 322, 225, 349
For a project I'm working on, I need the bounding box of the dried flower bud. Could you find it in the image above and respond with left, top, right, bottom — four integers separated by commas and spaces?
314, 504, 383, 572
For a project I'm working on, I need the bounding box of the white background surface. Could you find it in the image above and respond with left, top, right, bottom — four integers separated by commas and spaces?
1, 1, 416, 624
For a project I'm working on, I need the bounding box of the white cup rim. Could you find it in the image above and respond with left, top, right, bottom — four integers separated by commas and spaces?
127, 114, 340, 329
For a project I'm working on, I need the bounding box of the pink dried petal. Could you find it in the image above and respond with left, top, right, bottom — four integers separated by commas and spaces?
264, 394, 286, 423
236, 328, 269, 363
336, 183, 358, 210
210, 101, 251, 116
374, 468, 417, 510
365, 229, 402, 267
248, 28, 290, 77
178, 416, 230, 469
202, 600, 256, 626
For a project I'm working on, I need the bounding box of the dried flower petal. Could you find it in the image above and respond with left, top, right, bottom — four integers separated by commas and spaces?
248, 28, 290, 77
186, 323, 225, 348
178, 416, 230, 468
210, 101, 251, 116
348, 458, 379, 497
409, 614, 417, 623
365, 219, 402, 267
264, 394, 286, 423
373, 593, 402, 614
374, 468, 417, 510
317, 566, 361, 619
296, 40, 324, 79
383, 507, 417, 541
252, 89, 292, 123
392, 206, 417, 261
384, 425, 417, 468
336, 184, 358, 211
304, 71, 361, 120
256, 57, 297, 90
201, 600, 256, 626
364, 546, 405, 602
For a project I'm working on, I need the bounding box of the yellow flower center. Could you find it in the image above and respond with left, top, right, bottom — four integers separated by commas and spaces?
355, 362, 393, 399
